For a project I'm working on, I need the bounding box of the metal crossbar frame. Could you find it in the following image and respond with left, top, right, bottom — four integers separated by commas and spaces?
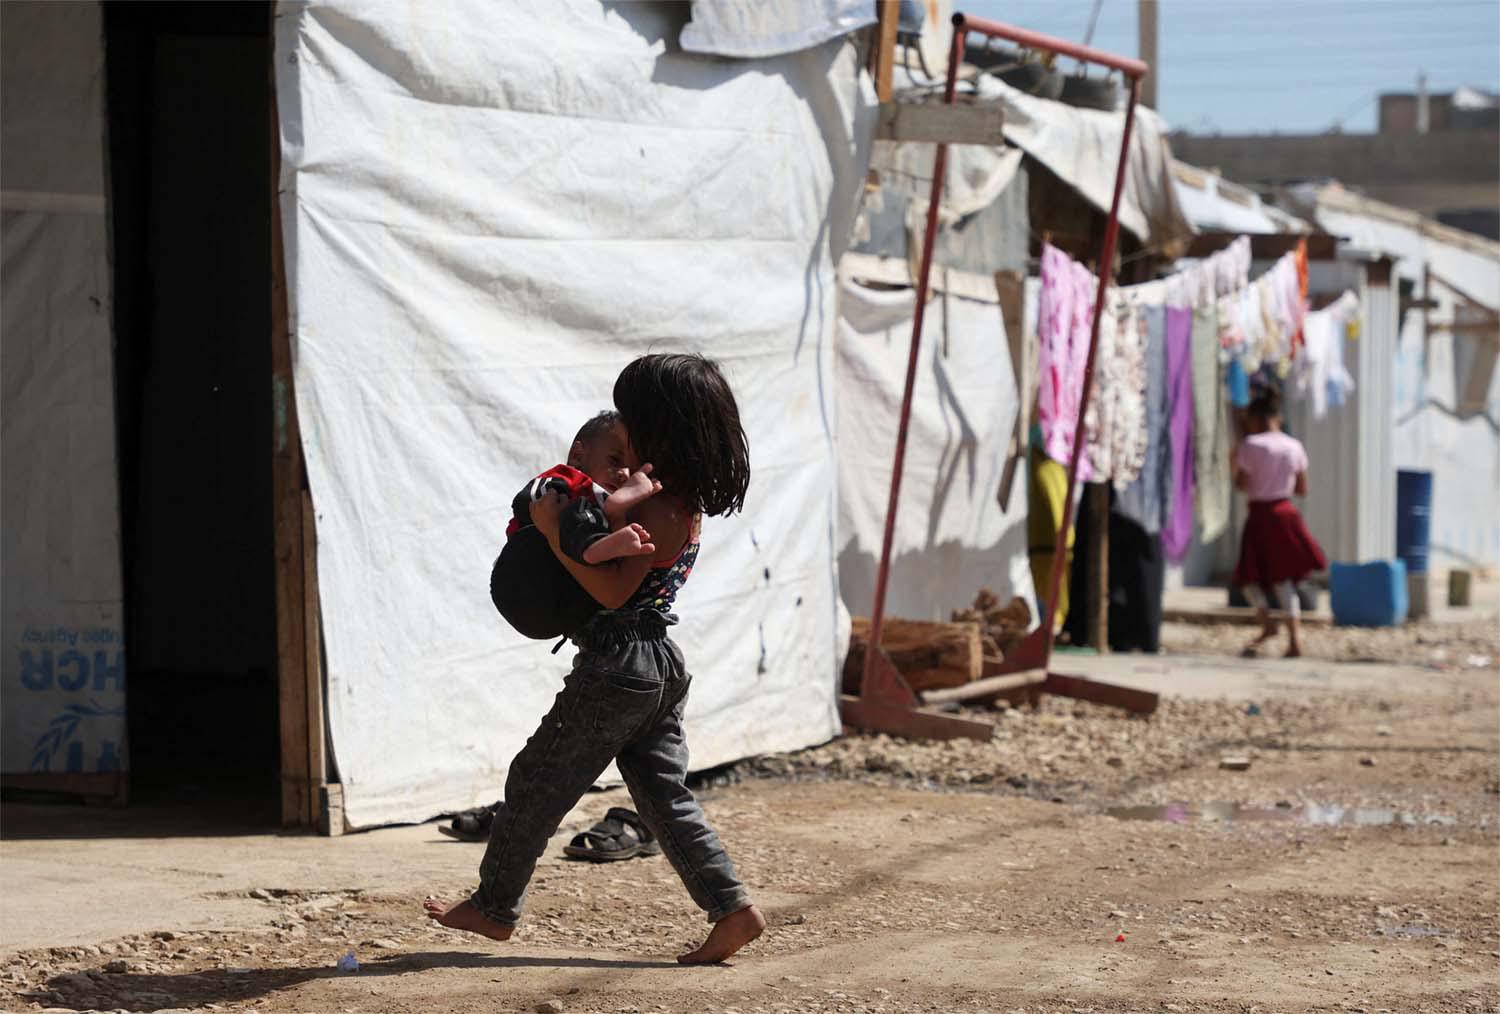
842, 13, 1159, 740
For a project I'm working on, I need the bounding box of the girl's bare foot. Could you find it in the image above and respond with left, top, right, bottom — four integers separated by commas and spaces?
1241, 621, 1278, 658
678, 904, 765, 964
582, 523, 656, 563
422, 897, 513, 942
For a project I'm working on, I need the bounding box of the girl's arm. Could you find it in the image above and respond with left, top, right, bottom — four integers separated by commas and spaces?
1231, 442, 1249, 492
533, 492, 652, 609
1293, 470, 1309, 498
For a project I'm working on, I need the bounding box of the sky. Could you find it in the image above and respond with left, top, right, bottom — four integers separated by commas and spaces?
958, 0, 1500, 135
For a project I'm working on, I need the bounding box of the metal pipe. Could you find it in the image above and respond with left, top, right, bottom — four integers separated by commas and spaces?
1039, 74, 1144, 636
859, 23, 968, 697
954, 12, 1150, 78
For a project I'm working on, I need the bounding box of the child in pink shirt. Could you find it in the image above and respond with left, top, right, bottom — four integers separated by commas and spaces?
1232, 390, 1327, 657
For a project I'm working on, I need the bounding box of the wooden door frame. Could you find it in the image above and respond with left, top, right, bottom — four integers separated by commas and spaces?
270, 50, 330, 831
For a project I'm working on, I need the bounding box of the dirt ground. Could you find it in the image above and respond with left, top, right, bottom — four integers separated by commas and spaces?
3, 648, 1498, 1013
1159, 615, 1500, 671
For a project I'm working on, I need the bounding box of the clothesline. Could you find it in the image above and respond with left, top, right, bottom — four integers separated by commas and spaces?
1035, 236, 1360, 563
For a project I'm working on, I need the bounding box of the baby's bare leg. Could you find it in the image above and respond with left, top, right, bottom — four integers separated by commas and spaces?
582, 523, 656, 564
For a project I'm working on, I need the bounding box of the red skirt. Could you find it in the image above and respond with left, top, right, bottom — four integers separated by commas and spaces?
1233, 499, 1328, 590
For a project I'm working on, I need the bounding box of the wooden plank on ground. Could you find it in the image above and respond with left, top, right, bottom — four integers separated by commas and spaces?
920, 668, 1047, 706
1, 772, 128, 805
1162, 606, 1330, 628
1042, 672, 1159, 714
876, 101, 1006, 145
839, 695, 995, 742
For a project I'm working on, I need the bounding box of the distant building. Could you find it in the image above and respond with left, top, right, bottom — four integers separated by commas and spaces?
1379, 86, 1500, 134
1171, 86, 1499, 241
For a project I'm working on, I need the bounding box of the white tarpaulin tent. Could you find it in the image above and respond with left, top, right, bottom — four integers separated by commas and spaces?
1, 2, 127, 780
275, 0, 874, 828
835, 277, 1033, 622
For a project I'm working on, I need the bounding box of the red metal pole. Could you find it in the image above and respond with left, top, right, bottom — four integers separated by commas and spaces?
859, 24, 967, 697
1039, 75, 1144, 636
953, 13, 1149, 77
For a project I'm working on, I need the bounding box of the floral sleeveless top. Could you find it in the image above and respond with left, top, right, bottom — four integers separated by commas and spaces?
623, 511, 700, 615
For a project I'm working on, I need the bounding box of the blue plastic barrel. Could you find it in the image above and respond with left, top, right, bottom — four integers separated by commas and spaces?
1395, 470, 1433, 575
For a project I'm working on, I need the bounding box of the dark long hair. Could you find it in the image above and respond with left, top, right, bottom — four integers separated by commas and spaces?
613, 353, 750, 517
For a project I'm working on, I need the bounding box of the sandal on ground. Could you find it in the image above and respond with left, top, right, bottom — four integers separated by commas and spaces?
439, 801, 500, 842
562, 807, 662, 862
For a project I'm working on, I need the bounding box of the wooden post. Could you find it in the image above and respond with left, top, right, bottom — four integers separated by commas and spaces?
1137, 0, 1158, 109
873, 0, 900, 103
302, 489, 326, 806
270, 53, 316, 822
1087, 482, 1109, 653
994, 270, 1029, 512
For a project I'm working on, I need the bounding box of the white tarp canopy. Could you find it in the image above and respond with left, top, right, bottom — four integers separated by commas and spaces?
276, 0, 874, 828
835, 277, 1033, 622
1293, 183, 1500, 568
1, 2, 128, 778
971, 74, 1195, 252
885, 68, 1194, 251
681, 0, 875, 58
1171, 160, 1309, 236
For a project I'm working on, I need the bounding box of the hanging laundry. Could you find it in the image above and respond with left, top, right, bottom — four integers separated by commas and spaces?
1191, 305, 1233, 543
1027, 423, 1073, 633
1293, 290, 1359, 418
1165, 235, 1251, 309
1115, 305, 1171, 534
1087, 290, 1150, 488
1290, 238, 1309, 355
1161, 306, 1197, 562
1036, 244, 1099, 481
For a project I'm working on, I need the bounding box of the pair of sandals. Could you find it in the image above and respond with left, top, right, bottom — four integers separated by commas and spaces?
440, 802, 662, 862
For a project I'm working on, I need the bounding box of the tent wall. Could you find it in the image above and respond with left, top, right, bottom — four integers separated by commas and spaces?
1, 1, 127, 788
835, 279, 1033, 622
274, 0, 874, 828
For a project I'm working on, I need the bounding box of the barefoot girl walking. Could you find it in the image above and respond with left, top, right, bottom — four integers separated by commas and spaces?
425, 353, 766, 963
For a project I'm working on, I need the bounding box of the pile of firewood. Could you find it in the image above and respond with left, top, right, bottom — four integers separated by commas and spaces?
841, 616, 981, 695
951, 587, 1032, 660
840, 590, 1034, 697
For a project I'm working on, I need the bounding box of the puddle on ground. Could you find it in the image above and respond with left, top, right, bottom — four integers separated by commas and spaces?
1105, 801, 1457, 827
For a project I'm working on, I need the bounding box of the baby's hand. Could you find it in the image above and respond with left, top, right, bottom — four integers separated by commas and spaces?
606, 463, 662, 519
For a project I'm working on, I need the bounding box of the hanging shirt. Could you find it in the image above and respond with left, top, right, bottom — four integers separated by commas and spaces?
1115, 305, 1170, 533
1086, 290, 1150, 489
1036, 244, 1098, 481
1294, 290, 1359, 418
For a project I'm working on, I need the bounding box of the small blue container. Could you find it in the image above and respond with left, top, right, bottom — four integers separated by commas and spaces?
1329, 559, 1409, 627
1395, 470, 1433, 575
1226, 359, 1251, 408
